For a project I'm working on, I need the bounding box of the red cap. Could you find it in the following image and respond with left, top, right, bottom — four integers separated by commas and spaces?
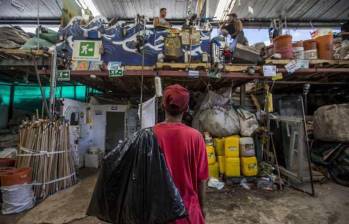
163, 84, 189, 114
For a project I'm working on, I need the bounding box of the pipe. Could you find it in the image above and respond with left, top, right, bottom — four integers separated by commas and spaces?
49, 48, 57, 118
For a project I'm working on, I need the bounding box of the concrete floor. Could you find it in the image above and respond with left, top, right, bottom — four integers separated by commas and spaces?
1, 169, 349, 224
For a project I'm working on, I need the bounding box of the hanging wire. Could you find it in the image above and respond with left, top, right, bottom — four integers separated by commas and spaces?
139, 16, 146, 128
36, 0, 40, 50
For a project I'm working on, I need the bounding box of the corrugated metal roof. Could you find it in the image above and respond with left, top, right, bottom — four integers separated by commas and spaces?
229, 0, 349, 21
91, 0, 200, 19
0, 0, 62, 18
0, 0, 347, 26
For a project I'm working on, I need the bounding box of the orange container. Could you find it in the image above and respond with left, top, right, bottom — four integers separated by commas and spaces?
303, 39, 317, 51
0, 167, 16, 186
273, 35, 293, 59
0, 167, 16, 176
292, 41, 303, 48
0, 167, 32, 186
315, 34, 333, 59
0, 158, 16, 167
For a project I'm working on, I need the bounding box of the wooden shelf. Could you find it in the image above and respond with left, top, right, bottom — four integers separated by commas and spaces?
156, 62, 209, 70
265, 59, 349, 66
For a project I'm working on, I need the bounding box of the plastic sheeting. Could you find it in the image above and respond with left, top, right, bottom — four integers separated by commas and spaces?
313, 104, 349, 142
138, 96, 156, 129
196, 107, 240, 137
1, 184, 35, 214
237, 108, 258, 137
87, 128, 186, 224
193, 88, 240, 137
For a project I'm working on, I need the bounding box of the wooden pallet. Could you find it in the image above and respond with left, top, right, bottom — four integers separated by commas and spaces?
156, 62, 209, 70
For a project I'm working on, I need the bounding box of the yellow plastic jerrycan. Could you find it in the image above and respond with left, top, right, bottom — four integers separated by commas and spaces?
224, 135, 240, 158
225, 157, 240, 177
217, 156, 225, 174
213, 138, 225, 156
240, 156, 258, 176
206, 145, 216, 165
208, 162, 219, 178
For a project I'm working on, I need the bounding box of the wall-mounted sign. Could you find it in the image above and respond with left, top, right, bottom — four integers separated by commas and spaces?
108, 61, 124, 77
285, 59, 309, 74
57, 70, 70, 81
72, 40, 102, 61
263, 65, 277, 77
188, 70, 199, 78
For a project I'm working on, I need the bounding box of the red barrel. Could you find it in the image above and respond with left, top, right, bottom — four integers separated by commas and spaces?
0, 158, 16, 167
273, 35, 293, 59
0, 167, 32, 186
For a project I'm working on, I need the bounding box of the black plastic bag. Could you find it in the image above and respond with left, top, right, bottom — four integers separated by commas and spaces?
87, 128, 187, 223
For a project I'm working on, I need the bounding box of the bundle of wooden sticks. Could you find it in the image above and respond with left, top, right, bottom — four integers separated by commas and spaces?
17, 119, 77, 199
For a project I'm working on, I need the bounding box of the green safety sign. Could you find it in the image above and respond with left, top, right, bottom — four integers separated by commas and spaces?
79, 41, 95, 57
57, 70, 70, 81
109, 69, 124, 77
72, 40, 102, 61
108, 62, 124, 78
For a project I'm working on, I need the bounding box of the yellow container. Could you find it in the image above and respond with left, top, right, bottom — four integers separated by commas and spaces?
225, 157, 240, 177
217, 156, 225, 174
241, 157, 258, 176
213, 138, 225, 156
208, 162, 219, 178
206, 145, 216, 165
224, 135, 240, 158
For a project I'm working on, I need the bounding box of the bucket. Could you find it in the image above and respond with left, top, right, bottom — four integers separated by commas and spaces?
206, 145, 216, 165
0, 167, 16, 186
0, 167, 32, 186
0, 158, 16, 167
304, 49, 318, 59
225, 157, 240, 177
293, 47, 304, 59
224, 135, 240, 158
240, 157, 258, 176
273, 35, 293, 59
292, 41, 303, 48
315, 34, 333, 59
303, 39, 317, 51
213, 138, 224, 156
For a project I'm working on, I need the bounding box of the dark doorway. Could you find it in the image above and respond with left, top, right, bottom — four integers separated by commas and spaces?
105, 112, 125, 153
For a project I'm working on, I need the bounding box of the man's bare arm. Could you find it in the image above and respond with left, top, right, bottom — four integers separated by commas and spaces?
153, 17, 160, 27
198, 180, 207, 218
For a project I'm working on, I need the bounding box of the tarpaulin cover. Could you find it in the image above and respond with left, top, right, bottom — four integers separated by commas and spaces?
313, 104, 349, 142
87, 128, 187, 224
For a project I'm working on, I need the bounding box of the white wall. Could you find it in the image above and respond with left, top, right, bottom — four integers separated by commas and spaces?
61, 99, 137, 156
90, 104, 128, 152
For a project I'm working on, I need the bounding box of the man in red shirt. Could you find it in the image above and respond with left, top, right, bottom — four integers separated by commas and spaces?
154, 84, 209, 224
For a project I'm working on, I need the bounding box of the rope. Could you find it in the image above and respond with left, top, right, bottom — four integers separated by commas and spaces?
17, 146, 72, 157
31, 172, 76, 186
